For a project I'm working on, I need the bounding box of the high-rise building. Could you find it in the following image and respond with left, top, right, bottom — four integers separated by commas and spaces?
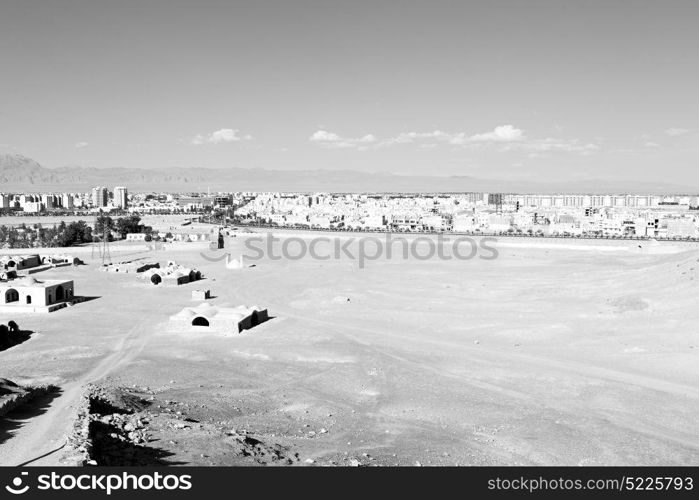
62, 193, 74, 209
114, 186, 128, 209
40, 194, 55, 210
213, 194, 232, 207
91, 187, 109, 208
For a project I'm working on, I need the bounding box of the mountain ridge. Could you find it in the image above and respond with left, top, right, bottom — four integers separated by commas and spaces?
0, 154, 696, 194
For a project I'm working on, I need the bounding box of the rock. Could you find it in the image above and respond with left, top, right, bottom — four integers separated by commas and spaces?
304, 458, 315, 464
319, 428, 328, 434
349, 459, 361, 467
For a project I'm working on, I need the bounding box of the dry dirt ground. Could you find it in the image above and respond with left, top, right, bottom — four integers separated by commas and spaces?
1, 233, 698, 466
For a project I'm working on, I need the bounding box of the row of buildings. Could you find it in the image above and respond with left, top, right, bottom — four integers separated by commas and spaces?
0, 186, 129, 213
235, 192, 699, 238
3, 187, 699, 239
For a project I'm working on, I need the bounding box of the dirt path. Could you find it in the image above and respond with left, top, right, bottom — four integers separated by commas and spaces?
0, 322, 151, 466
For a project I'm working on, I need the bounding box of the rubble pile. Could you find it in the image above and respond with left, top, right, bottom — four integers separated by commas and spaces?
0, 379, 58, 418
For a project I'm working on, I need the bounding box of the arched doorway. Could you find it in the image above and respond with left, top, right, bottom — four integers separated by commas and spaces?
4, 289, 19, 303
192, 317, 209, 327
151, 274, 162, 285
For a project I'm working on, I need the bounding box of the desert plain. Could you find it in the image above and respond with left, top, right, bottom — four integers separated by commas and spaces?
1, 223, 698, 466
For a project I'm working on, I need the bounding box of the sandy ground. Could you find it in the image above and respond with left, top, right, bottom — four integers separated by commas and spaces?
0, 233, 698, 466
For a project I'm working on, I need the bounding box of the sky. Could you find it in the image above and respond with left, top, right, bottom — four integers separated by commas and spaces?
0, 0, 698, 183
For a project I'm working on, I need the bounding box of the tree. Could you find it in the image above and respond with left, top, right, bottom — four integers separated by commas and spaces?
115, 215, 143, 238
94, 213, 115, 241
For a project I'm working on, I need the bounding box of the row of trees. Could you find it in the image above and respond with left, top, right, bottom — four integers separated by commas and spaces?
94, 214, 154, 241
0, 215, 156, 248
0, 221, 93, 248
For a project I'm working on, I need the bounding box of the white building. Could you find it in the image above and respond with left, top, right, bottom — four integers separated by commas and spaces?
0, 277, 75, 313
114, 187, 128, 209
62, 193, 74, 209
92, 186, 109, 208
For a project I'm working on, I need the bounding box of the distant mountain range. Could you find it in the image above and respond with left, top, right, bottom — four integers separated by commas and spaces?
0, 153, 696, 194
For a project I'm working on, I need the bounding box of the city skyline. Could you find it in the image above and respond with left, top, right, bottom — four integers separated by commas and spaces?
1, 0, 698, 185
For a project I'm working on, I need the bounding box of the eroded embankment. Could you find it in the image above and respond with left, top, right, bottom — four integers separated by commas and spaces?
63, 384, 299, 466
0, 379, 60, 418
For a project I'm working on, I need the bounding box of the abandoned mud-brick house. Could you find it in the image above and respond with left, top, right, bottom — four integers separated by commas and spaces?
170, 303, 269, 334
0, 277, 75, 313
0, 254, 42, 272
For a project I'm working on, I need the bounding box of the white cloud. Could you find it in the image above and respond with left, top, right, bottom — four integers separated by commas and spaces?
209, 128, 242, 143
383, 130, 449, 145
309, 130, 377, 149
507, 138, 599, 154
358, 134, 377, 143
665, 127, 690, 136
645, 141, 660, 148
468, 124, 524, 142
308, 124, 598, 157
74, 141, 88, 149
191, 128, 253, 145
383, 125, 524, 147
310, 130, 342, 142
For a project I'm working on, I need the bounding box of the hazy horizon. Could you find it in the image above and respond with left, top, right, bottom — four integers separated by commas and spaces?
1, 0, 698, 185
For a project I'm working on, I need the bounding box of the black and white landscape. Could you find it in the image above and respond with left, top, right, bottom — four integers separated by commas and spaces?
0, 0, 698, 469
